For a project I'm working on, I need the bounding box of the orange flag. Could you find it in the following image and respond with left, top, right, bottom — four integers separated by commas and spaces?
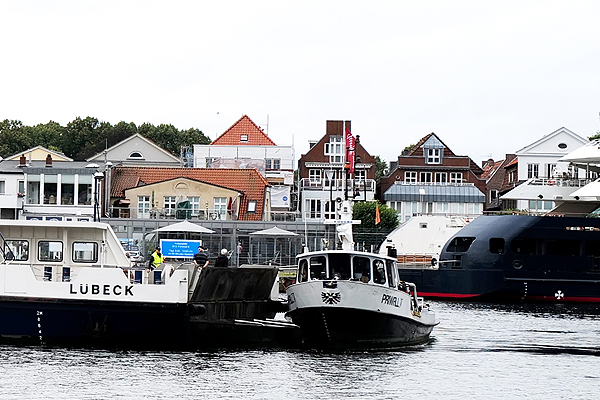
375, 204, 381, 225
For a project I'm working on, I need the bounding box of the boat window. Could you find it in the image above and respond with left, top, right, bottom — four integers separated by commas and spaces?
373, 260, 386, 285
585, 241, 600, 257
72, 242, 98, 263
489, 238, 505, 254
446, 237, 475, 252
6, 240, 29, 261
309, 256, 326, 280
510, 238, 538, 255
386, 260, 396, 288
297, 259, 308, 282
352, 256, 371, 282
546, 240, 580, 256
328, 253, 351, 280
38, 241, 63, 262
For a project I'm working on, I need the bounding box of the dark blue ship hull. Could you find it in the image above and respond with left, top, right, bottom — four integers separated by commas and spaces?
398, 215, 600, 303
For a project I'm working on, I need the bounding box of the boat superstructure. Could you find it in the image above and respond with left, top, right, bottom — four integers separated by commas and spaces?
286, 201, 437, 348
0, 219, 298, 348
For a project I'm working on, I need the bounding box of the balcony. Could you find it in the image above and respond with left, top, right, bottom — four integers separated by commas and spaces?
0, 193, 25, 209
300, 178, 375, 192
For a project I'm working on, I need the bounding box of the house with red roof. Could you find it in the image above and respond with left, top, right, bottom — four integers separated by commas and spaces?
109, 166, 271, 221
481, 154, 517, 211
192, 115, 294, 213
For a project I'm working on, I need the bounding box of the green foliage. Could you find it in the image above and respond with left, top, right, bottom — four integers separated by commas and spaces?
0, 117, 211, 160
374, 156, 388, 183
352, 201, 399, 251
589, 131, 600, 141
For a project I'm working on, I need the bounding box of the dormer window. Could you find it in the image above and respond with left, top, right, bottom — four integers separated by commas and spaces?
426, 148, 441, 164
128, 151, 144, 159
240, 134, 249, 142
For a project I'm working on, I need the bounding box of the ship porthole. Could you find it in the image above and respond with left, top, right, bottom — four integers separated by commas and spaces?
513, 260, 523, 270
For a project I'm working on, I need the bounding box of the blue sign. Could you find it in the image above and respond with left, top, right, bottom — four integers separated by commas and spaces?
160, 239, 202, 258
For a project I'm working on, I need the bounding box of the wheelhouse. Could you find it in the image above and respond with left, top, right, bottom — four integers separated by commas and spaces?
296, 252, 400, 288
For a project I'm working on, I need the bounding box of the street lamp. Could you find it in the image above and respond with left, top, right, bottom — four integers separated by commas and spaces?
93, 171, 104, 222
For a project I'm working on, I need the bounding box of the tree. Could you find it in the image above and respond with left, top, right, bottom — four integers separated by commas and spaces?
0, 120, 32, 158
374, 156, 388, 184
589, 131, 600, 140
352, 201, 399, 251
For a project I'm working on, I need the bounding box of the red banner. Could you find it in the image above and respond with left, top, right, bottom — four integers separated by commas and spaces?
345, 128, 355, 174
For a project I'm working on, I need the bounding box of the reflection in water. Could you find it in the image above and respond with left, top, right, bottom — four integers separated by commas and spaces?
1, 301, 599, 400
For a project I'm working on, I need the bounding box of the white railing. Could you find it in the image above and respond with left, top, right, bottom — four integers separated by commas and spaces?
299, 178, 376, 192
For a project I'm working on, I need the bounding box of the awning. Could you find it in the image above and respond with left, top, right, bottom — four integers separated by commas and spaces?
383, 184, 485, 203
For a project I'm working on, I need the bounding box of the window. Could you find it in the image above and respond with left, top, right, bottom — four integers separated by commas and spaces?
297, 259, 308, 282
309, 169, 322, 183
354, 170, 366, 181
38, 241, 63, 262
508, 170, 516, 183
205, 157, 216, 167
61, 175, 74, 205
328, 253, 351, 280
386, 260, 397, 288
373, 259, 386, 285
27, 174, 41, 204
164, 196, 177, 216
489, 238, 505, 254
489, 190, 498, 202
510, 238, 538, 255
352, 256, 371, 281
449, 172, 463, 184
546, 240, 580, 256
446, 237, 475, 252
247, 200, 257, 213
188, 196, 201, 215
426, 148, 441, 164
420, 172, 432, 183
240, 134, 248, 142
78, 175, 93, 205
527, 163, 539, 179
214, 197, 227, 216
128, 152, 143, 159
265, 158, 281, 170
72, 242, 98, 263
546, 164, 556, 178
309, 255, 326, 280
324, 136, 343, 163
306, 199, 321, 219
6, 240, 28, 261
435, 172, 447, 183
43, 174, 58, 204
405, 171, 417, 183
0, 180, 4, 194
138, 196, 151, 219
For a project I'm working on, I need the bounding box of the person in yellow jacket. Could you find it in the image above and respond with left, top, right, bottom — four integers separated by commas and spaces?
150, 247, 165, 270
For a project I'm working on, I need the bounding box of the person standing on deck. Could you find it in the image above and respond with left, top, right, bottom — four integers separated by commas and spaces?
193, 246, 209, 271
150, 247, 165, 270
214, 249, 229, 268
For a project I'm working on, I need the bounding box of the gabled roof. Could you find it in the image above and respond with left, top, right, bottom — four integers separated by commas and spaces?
211, 115, 276, 146
408, 133, 456, 157
7, 146, 73, 162
515, 127, 588, 154
481, 160, 504, 180
111, 167, 270, 221
86, 133, 181, 163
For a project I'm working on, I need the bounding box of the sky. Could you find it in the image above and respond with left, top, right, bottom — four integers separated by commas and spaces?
2, 1, 600, 166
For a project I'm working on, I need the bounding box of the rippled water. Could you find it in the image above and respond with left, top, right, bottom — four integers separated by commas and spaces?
1, 301, 599, 400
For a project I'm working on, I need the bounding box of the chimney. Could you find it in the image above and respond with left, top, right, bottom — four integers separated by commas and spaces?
19, 155, 26, 167
46, 154, 52, 167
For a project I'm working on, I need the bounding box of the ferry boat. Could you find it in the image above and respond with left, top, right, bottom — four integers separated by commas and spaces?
286, 201, 437, 348
0, 219, 299, 348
